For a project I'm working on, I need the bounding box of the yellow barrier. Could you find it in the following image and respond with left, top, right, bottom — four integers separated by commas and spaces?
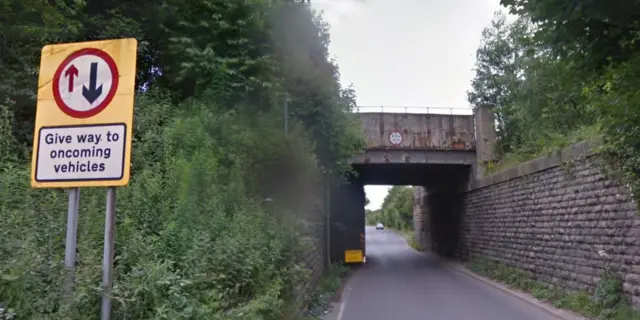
345, 249, 364, 263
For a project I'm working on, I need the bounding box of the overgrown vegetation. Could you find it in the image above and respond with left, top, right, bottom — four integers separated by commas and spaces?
468, 1, 640, 195
469, 258, 640, 320
468, 2, 640, 315
303, 263, 349, 319
0, 1, 365, 319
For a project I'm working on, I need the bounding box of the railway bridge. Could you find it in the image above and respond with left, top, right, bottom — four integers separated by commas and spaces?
329, 105, 497, 263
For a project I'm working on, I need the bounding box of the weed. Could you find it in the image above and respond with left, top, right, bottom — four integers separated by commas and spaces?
468, 258, 640, 319
303, 264, 349, 319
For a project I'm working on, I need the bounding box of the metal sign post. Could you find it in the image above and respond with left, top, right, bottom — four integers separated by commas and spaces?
64, 188, 80, 268
101, 187, 116, 320
64, 187, 80, 297
31, 38, 138, 319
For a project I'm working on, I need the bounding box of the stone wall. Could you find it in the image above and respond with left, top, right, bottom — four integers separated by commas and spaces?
413, 186, 428, 251
457, 140, 640, 306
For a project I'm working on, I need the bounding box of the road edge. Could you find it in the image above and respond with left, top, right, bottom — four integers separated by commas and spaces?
329, 265, 357, 302
323, 265, 359, 320
443, 261, 586, 320
387, 227, 584, 319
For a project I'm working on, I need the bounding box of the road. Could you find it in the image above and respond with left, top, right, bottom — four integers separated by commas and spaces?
325, 226, 564, 320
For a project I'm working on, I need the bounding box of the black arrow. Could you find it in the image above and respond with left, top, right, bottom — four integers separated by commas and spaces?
82, 62, 103, 104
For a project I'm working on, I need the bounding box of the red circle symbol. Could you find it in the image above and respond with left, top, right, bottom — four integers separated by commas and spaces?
389, 131, 403, 145
52, 48, 119, 119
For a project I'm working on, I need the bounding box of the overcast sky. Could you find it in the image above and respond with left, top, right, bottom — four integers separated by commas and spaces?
312, 0, 505, 210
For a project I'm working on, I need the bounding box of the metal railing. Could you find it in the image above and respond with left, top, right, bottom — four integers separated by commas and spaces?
353, 106, 474, 115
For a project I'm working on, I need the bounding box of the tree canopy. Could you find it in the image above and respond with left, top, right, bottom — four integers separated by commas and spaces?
468, 2, 640, 193
0, 1, 365, 319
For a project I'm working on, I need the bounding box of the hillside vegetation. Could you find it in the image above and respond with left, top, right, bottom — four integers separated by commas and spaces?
468, 1, 640, 200
467, 1, 640, 318
0, 1, 364, 319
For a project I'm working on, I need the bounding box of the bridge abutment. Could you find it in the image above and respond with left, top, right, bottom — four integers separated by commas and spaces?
412, 186, 430, 251
473, 104, 498, 180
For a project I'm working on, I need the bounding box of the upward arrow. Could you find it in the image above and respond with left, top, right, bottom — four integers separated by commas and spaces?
64, 65, 79, 92
82, 62, 103, 104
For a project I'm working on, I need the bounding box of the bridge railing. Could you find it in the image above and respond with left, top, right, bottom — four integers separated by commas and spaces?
353, 106, 474, 115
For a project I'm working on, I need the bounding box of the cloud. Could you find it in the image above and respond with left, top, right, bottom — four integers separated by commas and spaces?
312, 0, 362, 27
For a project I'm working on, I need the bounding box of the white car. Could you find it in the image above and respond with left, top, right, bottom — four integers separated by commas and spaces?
376, 223, 384, 230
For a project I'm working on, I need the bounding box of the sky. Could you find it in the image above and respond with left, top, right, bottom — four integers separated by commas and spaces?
311, 0, 506, 210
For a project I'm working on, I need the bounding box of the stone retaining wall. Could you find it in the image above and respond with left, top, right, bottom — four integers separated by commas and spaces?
457, 140, 640, 306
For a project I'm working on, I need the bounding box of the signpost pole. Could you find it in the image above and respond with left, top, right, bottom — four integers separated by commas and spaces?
64, 187, 80, 296
33, 38, 137, 317
64, 188, 80, 268
101, 187, 116, 320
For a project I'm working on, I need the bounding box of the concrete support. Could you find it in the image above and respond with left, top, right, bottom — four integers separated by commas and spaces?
329, 177, 366, 263
473, 104, 498, 179
412, 186, 431, 251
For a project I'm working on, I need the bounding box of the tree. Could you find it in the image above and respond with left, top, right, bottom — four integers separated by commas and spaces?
376, 186, 413, 231
0, 1, 365, 318
500, 0, 640, 71
468, 11, 600, 162
468, 12, 530, 153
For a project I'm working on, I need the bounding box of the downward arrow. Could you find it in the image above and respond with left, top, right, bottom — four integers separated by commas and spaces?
82, 62, 103, 104
64, 65, 79, 92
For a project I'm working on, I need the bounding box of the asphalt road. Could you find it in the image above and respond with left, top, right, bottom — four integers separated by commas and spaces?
325, 226, 563, 320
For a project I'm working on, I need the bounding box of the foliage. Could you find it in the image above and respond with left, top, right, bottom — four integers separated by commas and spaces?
468, 5, 640, 199
469, 258, 640, 320
1, 92, 307, 319
469, 5, 640, 315
0, 0, 365, 175
468, 12, 600, 161
0, 0, 365, 319
303, 263, 349, 319
365, 186, 413, 232
500, 0, 640, 71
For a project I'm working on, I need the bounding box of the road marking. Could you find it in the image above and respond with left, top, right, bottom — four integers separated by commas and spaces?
336, 286, 351, 320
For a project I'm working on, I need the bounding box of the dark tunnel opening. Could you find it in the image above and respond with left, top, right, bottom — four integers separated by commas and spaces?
329, 161, 471, 263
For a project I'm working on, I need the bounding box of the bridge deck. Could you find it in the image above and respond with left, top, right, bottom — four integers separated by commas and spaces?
350, 149, 475, 165
357, 112, 475, 151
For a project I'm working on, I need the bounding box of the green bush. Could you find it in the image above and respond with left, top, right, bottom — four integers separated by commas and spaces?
1, 1, 365, 319
0, 92, 319, 319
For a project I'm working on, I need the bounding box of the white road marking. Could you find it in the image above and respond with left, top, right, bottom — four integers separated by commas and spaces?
336, 286, 352, 320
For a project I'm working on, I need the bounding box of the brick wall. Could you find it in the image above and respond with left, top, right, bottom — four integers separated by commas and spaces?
458, 140, 640, 306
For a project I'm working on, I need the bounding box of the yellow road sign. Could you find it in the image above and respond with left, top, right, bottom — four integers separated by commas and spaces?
345, 249, 364, 263
30, 38, 138, 188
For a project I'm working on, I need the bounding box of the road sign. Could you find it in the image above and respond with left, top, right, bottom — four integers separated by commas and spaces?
52, 48, 119, 119
389, 130, 403, 145
345, 249, 364, 263
31, 38, 137, 188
